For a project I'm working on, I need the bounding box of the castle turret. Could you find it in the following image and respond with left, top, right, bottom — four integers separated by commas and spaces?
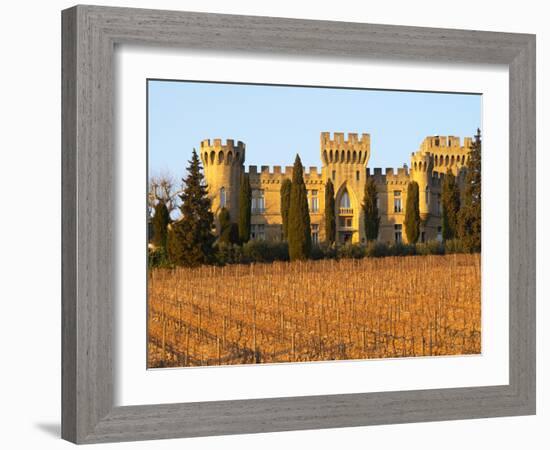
320, 132, 370, 243
420, 135, 472, 176
410, 150, 434, 219
200, 139, 245, 226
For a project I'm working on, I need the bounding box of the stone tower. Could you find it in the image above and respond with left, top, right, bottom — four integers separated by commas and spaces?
320, 132, 370, 243
200, 139, 245, 226
410, 150, 434, 220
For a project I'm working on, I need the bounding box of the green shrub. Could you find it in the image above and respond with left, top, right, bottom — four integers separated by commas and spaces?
388, 242, 416, 256
336, 243, 366, 259
241, 240, 289, 264
215, 242, 244, 265
365, 241, 389, 257
148, 246, 172, 268
444, 238, 466, 254
308, 242, 337, 260
415, 240, 445, 255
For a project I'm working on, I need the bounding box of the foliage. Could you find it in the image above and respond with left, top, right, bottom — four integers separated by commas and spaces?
238, 172, 252, 243
241, 240, 289, 263
441, 169, 461, 241
336, 243, 366, 259
147, 246, 172, 268
415, 240, 445, 256
288, 155, 312, 260
324, 179, 336, 245
218, 207, 239, 245
458, 129, 482, 252
216, 241, 289, 265
151, 200, 171, 250
362, 175, 380, 241
365, 241, 390, 258
404, 181, 421, 244
167, 149, 215, 267
444, 238, 466, 254
280, 178, 292, 241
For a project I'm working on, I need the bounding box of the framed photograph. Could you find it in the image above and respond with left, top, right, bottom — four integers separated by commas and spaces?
62, 5, 536, 444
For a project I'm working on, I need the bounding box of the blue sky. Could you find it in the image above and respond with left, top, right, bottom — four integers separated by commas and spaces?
148, 80, 480, 178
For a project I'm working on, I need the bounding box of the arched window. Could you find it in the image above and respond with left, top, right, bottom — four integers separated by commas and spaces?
340, 190, 351, 209
220, 187, 226, 207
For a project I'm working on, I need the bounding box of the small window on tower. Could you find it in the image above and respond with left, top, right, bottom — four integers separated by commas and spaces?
332, 170, 336, 181
356, 170, 360, 181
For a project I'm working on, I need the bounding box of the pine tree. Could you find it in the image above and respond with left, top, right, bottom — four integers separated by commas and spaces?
151, 200, 171, 250
238, 172, 251, 243
168, 149, 215, 267
458, 129, 482, 252
288, 155, 312, 260
404, 181, 420, 244
324, 179, 336, 245
280, 178, 292, 240
441, 169, 461, 241
362, 176, 380, 241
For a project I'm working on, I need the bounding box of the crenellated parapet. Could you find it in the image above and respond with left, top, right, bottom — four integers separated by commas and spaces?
247, 165, 324, 186
320, 131, 370, 165
200, 138, 246, 166
367, 167, 410, 186
418, 135, 472, 175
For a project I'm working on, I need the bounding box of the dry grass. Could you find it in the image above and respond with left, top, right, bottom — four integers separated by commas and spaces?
147, 254, 481, 368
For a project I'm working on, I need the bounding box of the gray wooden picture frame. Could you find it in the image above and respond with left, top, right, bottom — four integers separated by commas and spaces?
61, 4, 536, 444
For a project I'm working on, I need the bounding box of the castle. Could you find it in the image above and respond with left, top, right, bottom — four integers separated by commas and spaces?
199, 132, 473, 245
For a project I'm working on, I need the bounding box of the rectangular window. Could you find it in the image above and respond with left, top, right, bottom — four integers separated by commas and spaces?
421, 231, 426, 243
437, 193, 442, 215
393, 191, 402, 213
356, 170, 360, 181
251, 224, 266, 241
311, 224, 319, 245
332, 170, 336, 180
252, 189, 265, 214
308, 190, 319, 212
437, 226, 443, 243
394, 224, 402, 243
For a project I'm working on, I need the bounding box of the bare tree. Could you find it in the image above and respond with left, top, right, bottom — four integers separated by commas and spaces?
148, 170, 182, 218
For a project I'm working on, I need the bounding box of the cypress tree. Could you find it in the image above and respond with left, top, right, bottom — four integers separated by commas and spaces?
168, 149, 215, 267
324, 179, 336, 245
404, 181, 420, 244
458, 129, 482, 252
218, 207, 234, 245
280, 178, 292, 240
288, 155, 312, 260
441, 169, 461, 241
362, 176, 380, 241
151, 200, 171, 250
238, 172, 251, 243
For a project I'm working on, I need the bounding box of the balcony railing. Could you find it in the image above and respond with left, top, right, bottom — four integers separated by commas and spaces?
339, 207, 353, 215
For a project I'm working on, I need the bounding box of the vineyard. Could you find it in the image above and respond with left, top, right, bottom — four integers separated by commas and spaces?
147, 254, 481, 368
